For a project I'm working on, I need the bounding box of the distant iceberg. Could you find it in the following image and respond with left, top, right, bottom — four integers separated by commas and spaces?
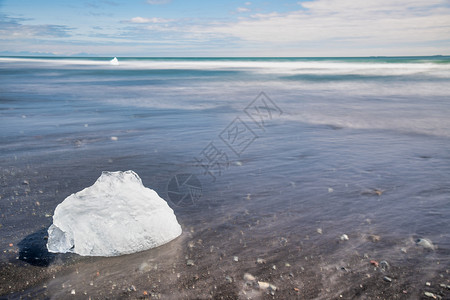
110, 57, 119, 66
46, 171, 182, 256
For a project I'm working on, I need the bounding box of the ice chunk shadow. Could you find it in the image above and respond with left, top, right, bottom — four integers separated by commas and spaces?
17, 228, 56, 267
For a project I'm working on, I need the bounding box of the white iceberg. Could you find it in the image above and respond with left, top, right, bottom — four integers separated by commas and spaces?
46, 170, 182, 256
110, 57, 119, 65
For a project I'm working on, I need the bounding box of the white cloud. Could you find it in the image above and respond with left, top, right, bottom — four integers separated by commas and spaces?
210, 0, 450, 46
0, 14, 72, 39
236, 7, 250, 13
114, 0, 450, 56
16, 0, 444, 56
130, 17, 171, 24
245, 2, 251, 5
108, 0, 449, 56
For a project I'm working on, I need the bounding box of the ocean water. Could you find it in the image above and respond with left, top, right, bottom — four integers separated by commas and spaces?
0, 56, 449, 298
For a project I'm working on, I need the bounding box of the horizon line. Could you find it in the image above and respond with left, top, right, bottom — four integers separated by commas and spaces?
1, 55, 449, 59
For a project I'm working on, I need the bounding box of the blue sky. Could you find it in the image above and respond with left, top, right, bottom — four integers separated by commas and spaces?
1, 0, 449, 56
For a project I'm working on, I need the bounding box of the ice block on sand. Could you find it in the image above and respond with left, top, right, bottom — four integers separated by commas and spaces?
46, 170, 182, 256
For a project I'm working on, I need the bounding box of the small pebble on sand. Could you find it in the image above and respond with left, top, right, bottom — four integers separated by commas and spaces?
186, 259, 194, 266
416, 238, 436, 250
368, 234, 380, 242
424, 291, 441, 299
244, 273, 255, 282
258, 281, 277, 293
257, 258, 266, 264
374, 189, 383, 196
379, 260, 389, 271
258, 281, 270, 290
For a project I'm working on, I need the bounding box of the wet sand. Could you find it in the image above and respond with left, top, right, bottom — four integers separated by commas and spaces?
0, 151, 449, 300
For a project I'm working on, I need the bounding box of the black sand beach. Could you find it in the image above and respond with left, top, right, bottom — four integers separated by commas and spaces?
1, 57, 449, 299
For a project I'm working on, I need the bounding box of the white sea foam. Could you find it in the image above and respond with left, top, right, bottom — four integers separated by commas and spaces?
1, 57, 449, 78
